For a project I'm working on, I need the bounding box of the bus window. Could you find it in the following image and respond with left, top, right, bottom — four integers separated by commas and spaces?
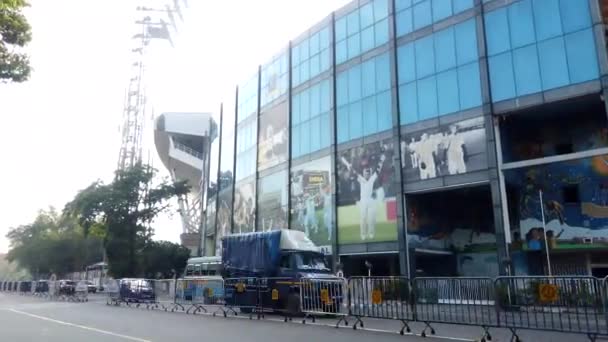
185, 265, 194, 276
194, 264, 202, 276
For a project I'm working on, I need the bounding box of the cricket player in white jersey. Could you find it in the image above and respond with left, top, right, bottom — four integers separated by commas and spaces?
304, 194, 318, 236
446, 125, 467, 175
322, 185, 333, 241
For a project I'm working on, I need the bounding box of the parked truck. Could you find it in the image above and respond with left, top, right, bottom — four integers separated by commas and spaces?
221, 230, 342, 314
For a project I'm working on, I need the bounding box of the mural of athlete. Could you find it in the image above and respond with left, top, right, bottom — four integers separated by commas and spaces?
342, 153, 387, 240
322, 184, 333, 241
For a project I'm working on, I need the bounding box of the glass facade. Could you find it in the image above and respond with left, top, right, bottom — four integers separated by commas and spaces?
292, 26, 331, 87
395, 0, 474, 37
336, 52, 392, 143
335, 0, 390, 64
204, 0, 606, 277
291, 79, 332, 158
485, 0, 599, 102
397, 18, 481, 124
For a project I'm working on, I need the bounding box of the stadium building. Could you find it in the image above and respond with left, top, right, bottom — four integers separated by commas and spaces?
200, 0, 608, 278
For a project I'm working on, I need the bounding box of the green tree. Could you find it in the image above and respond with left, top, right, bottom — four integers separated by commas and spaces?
65, 164, 189, 278
0, 0, 32, 82
141, 241, 190, 279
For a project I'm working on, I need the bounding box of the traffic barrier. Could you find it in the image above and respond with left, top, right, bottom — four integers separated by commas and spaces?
224, 277, 259, 319
105, 279, 122, 306
148, 279, 175, 310
256, 277, 305, 322
300, 276, 348, 326
174, 277, 228, 315
495, 276, 607, 342
348, 276, 413, 334
413, 277, 496, 340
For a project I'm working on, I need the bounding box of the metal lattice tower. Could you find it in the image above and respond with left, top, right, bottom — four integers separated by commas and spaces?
117, 1, 184, 171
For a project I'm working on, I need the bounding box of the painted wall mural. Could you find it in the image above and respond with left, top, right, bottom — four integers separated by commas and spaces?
233, 181, 256, 233
506, 155, 608, 251
258, 101, 288, 171
401, 116, 487, 182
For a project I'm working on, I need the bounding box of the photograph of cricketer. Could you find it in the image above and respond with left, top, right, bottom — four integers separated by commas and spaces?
337, 139, 398, 245
290, 156, 333, 251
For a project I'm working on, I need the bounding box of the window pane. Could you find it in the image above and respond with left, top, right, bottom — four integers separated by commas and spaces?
300, 90, 310, 121
320, 49, 330, 72
512, 45, 541, 96
532, 0, 562, 41
564, 28, 599, 84
488, 52, 516, 102
320, 27, 330, 48
362, 96, 378, 136
310, 84, 321, 116
337, 72, 348, 106
376, 53, 391, 92
300, 39, 309, 62
434, 27, 456, 72
336, 17, 347, 41
362, 59, 376, 97
453, 0, 473, 13
400, 82, 418, 124
291, 125, 300, 157
559, 0, 591, 34
336, 40, 347, 64
417, 75, 438, 120
320, 112, 331, 148
508, 0, 536, 49
436, 69, 459, 116
292, 94, 301, 125
374, 0, 389, 21
347, 10, 360, 36
415, 35, 435, 78
292, 65, 301, 87
432, 0, 452, 22
361, 25, 375, 52
376, 90, 392, 131
300, 120, 310, 155
485, 8, 510, 55
374, 19, 390, 46
292, 44, 300, 66
320, 80, 331, 112
398, 43, 416, 84
309, 54, 320, 78
458, 62, 482, 109
396, 0, 412, 11
300, 60, 310, 83
347, 33, 361, 60
348, 64, 362, 102
310, 116, 321, 152
337, 106, 349, 143
538, 36, 569, 90
413, 0, 432, 30
396, 8, 413, 37
455, 19, 478, 65
310, 32, 320, 56
349, 101, 363, 140
360, 2, 374, 29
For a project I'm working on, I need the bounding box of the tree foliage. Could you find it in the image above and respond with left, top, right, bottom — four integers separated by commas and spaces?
141, 241, 190, 279
0, 0, 31, 82
65, 164, 190, 278
5, 208, 104, 278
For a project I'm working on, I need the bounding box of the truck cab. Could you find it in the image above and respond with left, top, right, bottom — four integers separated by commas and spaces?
277, 250, 332, 279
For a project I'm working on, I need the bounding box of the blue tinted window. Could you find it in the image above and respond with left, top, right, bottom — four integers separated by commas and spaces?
374, 0, 389, 20
360, 3, 374, 28
436, 69, 458, 115
413, 0, 432, 30
375, 53, 391, 92
396, 9, 413, 37
432, 0, 452, 22
347, 33, 361, 59
396, 0, 412, 11
564, 28, 599, 84
337, 73, 348, 106
363, 96, 378, 136
454, 19, 478, 64
485, 8, 510, 55
375, 19, 389, 45
362, 59, 376, 97
349, 101, 363, 139
417, 76, 437, 120
458, 62, 481, 109
508, 0, 535, 49
336, 17, 347, 41
453, 0, 473, 12
361, 26, 375, 52
415, 35, 435, 78
337, 106, 349, 143
320, 80, 330, 112
347, 11, 360, 36
538, 36, 569, 90
336, 40, 347, 64
488, 52, 516, 102
320, 113, 331, 148
512, 45, 541, 96
310, 116, 321, 152
400, 82, 418, 124
348, 64, 362, 102
434, 27, 456, 72
293, 25, 331, 87
376, 91, 392, 131
559, 0, 591, 33
300, 120, 310, 155
533, 0, 562, 41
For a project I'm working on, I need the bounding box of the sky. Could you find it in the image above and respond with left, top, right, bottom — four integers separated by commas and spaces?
0, 0, 349, 253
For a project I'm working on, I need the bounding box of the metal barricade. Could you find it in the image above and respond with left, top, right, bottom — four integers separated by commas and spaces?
105, 279, 121, 306
174, 277, 227, 315
300, 277, 348, 326
73, 280, 89, 302
413, 277, 497, 340
348, 277, 414, 334
34, 281, 50, 298
18, 281, 32, 295
495, 276, 607, 341
256, 277, 304, 322
148, 279, 175, 310
224, 277, 259, 319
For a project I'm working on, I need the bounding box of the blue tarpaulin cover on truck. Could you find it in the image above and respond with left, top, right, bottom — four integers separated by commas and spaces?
222, 231, 282, 277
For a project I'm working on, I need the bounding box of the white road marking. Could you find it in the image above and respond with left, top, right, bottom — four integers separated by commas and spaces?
7, 308, 152, 342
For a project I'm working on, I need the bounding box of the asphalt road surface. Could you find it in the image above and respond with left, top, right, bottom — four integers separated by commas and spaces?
0, 293, 598, 342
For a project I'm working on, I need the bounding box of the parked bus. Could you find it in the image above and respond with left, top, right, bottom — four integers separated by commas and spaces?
183, 256, 222, 278
85, 262, 107, 291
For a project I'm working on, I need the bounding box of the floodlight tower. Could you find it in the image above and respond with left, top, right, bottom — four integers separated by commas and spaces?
116, 1, 184, 171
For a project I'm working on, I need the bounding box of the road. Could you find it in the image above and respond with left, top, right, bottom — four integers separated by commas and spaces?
0, 292, 598, 342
